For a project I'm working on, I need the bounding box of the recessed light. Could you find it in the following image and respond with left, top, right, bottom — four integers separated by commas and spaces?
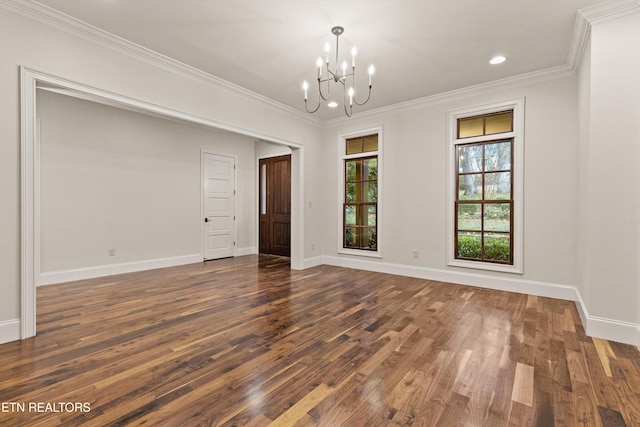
490, 55, 506, 65
327, 101, 338, 108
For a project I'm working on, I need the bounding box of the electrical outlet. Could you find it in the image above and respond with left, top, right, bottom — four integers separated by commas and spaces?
108, 248, 116, 256
412, 249, 419, 259
311, 243, 316, 251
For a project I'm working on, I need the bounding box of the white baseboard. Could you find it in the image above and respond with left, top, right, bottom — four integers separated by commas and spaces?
37, 254, 203, 286
303, 256, 324, 269
237, 247, 257, 257
322, 255, 578, 301
0, 318, 21, 344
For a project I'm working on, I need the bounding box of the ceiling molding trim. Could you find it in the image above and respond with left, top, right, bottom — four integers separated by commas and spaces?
0, 0, 324, 128
580, 0, 640, 25
325, 65, 575, 127
567, 9, 591, 73
567, 0, 640, 72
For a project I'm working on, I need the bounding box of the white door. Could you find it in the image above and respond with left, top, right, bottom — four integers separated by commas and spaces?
203, 152, 236, 260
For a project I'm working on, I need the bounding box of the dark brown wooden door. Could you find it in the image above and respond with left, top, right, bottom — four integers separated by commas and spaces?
259, 155, 291, 256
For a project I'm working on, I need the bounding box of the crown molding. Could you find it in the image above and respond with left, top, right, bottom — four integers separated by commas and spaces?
580, 0, 640, 24
568, 0, 640, 72
326, 65, 574, 127
0, 0, 324, 128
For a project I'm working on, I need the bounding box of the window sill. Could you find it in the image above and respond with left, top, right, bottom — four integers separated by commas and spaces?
338, 248, 382, 259
448, 259, 523, 274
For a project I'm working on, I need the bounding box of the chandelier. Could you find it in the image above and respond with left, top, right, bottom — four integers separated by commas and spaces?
303, 26, 374, 117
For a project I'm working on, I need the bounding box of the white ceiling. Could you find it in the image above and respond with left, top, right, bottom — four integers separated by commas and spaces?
33, 0, 606, 120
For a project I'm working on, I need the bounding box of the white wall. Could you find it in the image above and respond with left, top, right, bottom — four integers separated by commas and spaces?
37, 90, 256, 277
579, 12, 640, 331
322, 75, 581, 290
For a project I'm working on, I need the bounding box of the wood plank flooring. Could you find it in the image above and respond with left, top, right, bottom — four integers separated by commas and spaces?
1, 255, 640, 426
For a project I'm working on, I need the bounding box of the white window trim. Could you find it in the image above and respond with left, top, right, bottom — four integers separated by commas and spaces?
446, 98, 524, 274
338, 126, 383, 258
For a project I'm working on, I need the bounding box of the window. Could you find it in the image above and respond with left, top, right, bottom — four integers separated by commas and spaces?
448, 100, 523, 273
456, 137, 513, 263
340, 131, 382, 256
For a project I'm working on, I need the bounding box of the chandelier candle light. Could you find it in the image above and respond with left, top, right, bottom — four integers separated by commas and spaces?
303, 26, 374, 117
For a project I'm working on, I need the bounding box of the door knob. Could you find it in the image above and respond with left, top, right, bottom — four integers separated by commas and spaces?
204, 217, 209, 222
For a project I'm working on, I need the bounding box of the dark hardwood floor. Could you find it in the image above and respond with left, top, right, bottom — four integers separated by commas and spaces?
1, 255, 639, 426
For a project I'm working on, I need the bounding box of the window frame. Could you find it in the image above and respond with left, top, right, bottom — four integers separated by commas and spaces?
338, 127, 383, 258
447, 99, 524, 274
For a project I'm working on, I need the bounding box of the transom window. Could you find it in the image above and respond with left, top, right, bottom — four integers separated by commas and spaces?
343, 134, 378, 251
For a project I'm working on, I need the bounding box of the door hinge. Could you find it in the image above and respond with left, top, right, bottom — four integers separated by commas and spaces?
234, 241, 236, 246
234, 216, 236, 220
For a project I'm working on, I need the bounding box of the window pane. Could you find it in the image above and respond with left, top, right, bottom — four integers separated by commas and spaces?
459, 117, 484, 138
457, 203, 481, 231
366, 227, 377, 250
367, 205, 377, 226
484, 203, 510, 232
363, 135, 378, 152
458, 174, 482, 200
346, 138, 362, 155
485, 141, 511, 171
345, 205, 356, 225
484, 172, 511, 200
346, 183, 356, 202
485, 112, 512, 135
345, 227, 357, 248
365, 158, 378, 180
346, 160, 358, 182
484, 233, 511, 262
458, 145, 482, 173
457, 232, 481, 259
363, 182, 378, 202
358, 181, 378, 203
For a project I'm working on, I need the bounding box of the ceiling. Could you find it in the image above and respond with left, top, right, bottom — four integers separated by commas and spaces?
33, 0, 605, 120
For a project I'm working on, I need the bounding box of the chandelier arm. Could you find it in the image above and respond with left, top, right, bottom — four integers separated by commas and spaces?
353, 85, 372, 106
317, 78, 329, 101
342, 84, 353, 118
343, 102, 352, 117
304, 98, 321, 114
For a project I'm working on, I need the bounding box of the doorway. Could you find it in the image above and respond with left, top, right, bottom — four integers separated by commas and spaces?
20, 69, 305, 341
259, 155, 291, 256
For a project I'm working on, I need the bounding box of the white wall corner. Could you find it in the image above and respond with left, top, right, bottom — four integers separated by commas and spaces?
569, 0, 640, 72
574, 290, 640, 348
303, 255, 324, 269
0, 318, 21, 344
